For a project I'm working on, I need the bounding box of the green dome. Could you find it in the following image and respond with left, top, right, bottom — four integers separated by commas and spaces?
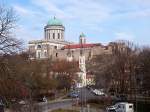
47, 17, 63, 26
80, 32, 86, 37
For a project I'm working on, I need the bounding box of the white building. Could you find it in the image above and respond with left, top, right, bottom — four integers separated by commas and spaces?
28, 17, 72, 59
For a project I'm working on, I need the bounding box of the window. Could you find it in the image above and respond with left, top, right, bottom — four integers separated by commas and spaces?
53, 33, 55, 39
37, 45, 41, 48
48, 33, 50, 39
56, 53, 58, 57
61, 32, 63, 39
129, 105, 133, 108
58, 33, 60, 39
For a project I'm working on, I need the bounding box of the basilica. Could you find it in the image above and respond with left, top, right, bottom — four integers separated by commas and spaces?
28, 17, 112, 87
28, 17, 112, 60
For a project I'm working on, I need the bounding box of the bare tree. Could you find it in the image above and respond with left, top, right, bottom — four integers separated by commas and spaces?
0, 5, 22, 55
138, 47, 150, 96
0, 4, 27, 111
87, 53, 114, 90
88, 40, 139, 97
111, 40, 139, 97
52, 60, 79, 91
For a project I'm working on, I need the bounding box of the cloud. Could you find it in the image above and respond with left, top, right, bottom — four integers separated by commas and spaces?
14, 25, 36, 42
115, 32, 135, 41
31, 0, 69, 19
9, 0, 150, 45
12, 4, 47, 42
101, 0, 150, 20
14, 5, 27, 14
30, 0, 150, 27
130, 0, 150, 7
13, 5, 33, 16
112, 8, 150, 19
31, 0, 112, 23
131, 9, 150, 18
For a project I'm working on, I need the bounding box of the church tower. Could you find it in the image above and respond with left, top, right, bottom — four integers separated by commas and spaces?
77, 33, 87, 87
79, 32, 86, 44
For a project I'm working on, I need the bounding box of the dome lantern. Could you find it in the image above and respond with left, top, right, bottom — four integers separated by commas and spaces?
80, 32, 86, 37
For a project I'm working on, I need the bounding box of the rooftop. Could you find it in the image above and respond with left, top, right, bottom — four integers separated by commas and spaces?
62, 43, 101, 49
47, 17, 63, 26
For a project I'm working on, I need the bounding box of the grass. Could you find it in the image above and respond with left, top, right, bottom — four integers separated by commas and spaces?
51, 109, 79, 112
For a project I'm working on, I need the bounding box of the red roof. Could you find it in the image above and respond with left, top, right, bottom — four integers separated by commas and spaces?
62, 43, 101, 49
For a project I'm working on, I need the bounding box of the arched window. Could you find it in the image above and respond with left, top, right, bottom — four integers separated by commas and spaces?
37, 45, 41, 48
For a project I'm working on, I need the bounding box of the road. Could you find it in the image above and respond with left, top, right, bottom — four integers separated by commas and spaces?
38, 87, 102, 112
37, 99, 73, 112
78, 87, 102, 101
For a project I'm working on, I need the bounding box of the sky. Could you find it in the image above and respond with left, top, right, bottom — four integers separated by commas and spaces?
3, 0, 150, 46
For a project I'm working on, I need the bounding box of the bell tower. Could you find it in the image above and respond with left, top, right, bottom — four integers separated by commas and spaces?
79, 32, 86, 44
77, 33, 87, 87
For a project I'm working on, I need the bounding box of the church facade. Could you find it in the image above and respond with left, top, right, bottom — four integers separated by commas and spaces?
28, 17, 112, 61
